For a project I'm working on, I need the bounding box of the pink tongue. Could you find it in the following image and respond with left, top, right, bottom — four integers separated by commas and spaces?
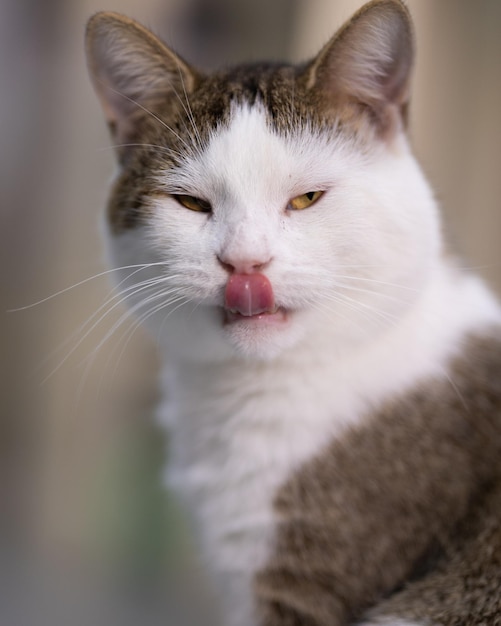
224, 273, 275, 317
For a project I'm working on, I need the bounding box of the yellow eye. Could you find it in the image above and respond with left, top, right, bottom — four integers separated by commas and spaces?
174, 194, 212, 213
288, 190, 324, 211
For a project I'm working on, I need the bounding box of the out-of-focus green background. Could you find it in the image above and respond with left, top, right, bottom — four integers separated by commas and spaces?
2, 1, 500, 624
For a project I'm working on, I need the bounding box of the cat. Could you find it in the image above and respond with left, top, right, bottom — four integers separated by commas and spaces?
85, 1, 501, 625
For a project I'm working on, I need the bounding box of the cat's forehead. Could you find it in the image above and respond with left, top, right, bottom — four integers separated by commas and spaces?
189, 62, 312, 134
159, 102, 356, 205
145, 61, 334, 160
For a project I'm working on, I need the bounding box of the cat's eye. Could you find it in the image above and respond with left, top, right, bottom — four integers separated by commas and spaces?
174, 194, 212, 213
287, 190, 324, 211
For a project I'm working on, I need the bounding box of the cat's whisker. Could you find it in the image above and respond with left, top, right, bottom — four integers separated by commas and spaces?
338, 292, 400, 326
178, 77, 204, 156
292, 274, 415, 306
8, 261, 170, 311
35, 276, 159, 377
310, 300, 368, 336
54, 271, 172, 349
156, 296, 198, 339
98, 81, 197, 157
331, 281, 414, 306
185, 299, 204, 324
314, 298, 379, 332
40, 275, 179, 383
71, 279, 185, 398
439, 366, 470, 412
146, 294, 191, 343
23, 266, 175, 382
332, 275, 421, 293
82, 286, 188, 367
121, 290, 189, 346
73, 344, 102, 417
101, 143, 184, 159
320, 290, 399, 331
76, 307, 145, 404
102, 293, 191, 378
68, 275, 166, 338
92, 298, 168, 385
284, 267, 419, 293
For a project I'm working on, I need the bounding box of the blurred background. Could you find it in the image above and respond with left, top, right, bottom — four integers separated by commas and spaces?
1, 0, 500, 624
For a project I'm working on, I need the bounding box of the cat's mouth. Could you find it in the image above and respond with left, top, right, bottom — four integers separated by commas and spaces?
222, 273, 288, 325
223, 306, 287, 325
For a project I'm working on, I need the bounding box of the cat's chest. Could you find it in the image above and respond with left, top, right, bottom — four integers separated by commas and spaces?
158, 364, 348, 626
155, 313, 450, 565
159, 360, 349, 572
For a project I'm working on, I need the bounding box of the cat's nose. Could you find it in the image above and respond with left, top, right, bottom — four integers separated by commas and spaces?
217, 254, 272, 274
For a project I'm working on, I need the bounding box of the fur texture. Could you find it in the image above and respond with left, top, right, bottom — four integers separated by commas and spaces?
85, 1, 501, 625
257, 332, 501, 625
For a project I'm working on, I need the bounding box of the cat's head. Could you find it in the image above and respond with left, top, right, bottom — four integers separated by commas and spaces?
86, 0, 441, 363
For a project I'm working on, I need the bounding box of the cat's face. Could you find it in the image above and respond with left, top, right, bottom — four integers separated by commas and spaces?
87, 1, 442, 362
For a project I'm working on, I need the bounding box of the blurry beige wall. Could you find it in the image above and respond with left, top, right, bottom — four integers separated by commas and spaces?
1, 1, 500, 625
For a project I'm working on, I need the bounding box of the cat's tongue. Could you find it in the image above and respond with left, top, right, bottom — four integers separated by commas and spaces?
224, 273, 275, 317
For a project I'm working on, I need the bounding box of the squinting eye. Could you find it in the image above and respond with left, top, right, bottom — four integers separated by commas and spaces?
287, 190, 324, 211
173, 194, 212, 213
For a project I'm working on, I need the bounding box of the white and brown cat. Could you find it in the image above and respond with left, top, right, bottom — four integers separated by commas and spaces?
86, 1, 501, 624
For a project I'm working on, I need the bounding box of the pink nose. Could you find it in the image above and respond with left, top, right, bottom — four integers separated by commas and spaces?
217, 255, 271, 275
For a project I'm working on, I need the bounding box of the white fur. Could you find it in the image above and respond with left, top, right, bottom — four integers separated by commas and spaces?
106, 104, 501, 625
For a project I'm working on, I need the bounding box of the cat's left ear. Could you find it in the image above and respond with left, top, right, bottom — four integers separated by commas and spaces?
305, 0, 414, 138
85, 12, 199, 147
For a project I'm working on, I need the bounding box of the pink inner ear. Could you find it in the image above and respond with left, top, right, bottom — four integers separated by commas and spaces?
224, 274, 275, 316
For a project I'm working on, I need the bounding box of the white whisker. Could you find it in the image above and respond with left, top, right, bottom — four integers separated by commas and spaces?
321, 290, 398, 330
332, 275, 420, 293
332, 281, 413, 306
115, 294, 190, 367
174, 62, 204, 155
101, 143, 183, 159
83, 286, 187, 367
40, 276, 181, 383
8, 262, 170, 311
88, 292, 190, 385
97, 80, 197, 156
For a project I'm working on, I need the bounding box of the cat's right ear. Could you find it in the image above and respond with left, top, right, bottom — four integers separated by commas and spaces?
85, 12, 198, 146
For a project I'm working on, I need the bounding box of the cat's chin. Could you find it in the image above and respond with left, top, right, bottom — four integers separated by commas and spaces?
220, 306, 301, 360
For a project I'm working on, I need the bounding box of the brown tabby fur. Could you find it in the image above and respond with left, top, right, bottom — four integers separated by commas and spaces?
256, 330, 501, 625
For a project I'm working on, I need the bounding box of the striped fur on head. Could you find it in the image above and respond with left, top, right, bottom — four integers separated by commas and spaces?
86, 0, 413, 232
